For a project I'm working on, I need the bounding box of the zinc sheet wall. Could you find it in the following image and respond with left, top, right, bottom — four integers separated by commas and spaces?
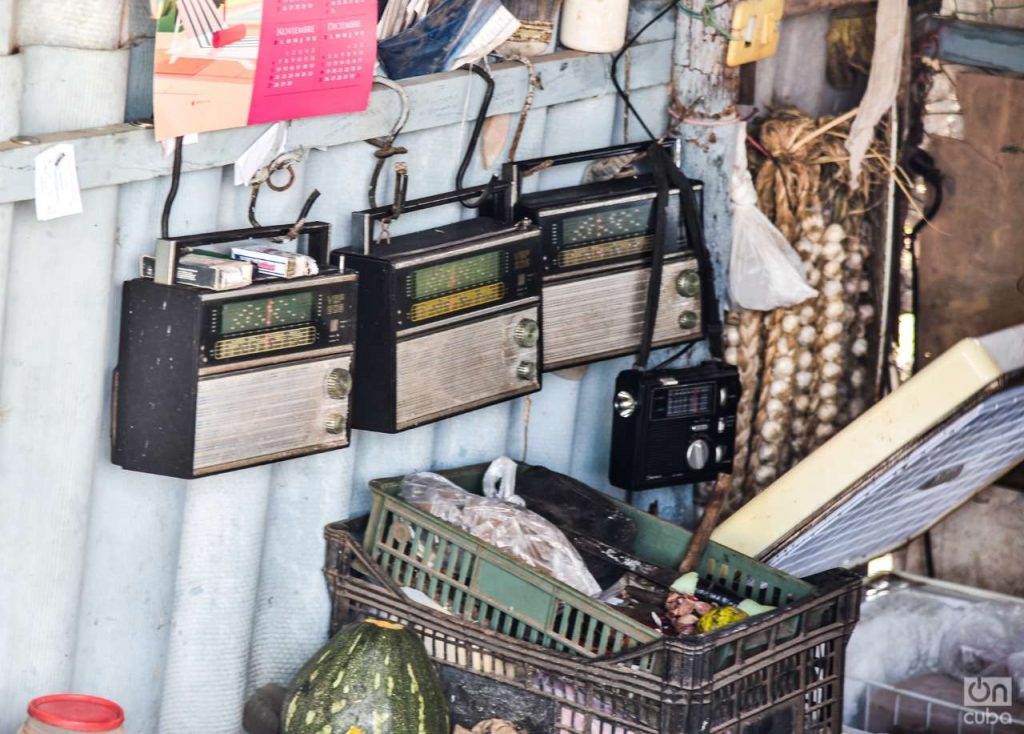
0, 2, 698, 733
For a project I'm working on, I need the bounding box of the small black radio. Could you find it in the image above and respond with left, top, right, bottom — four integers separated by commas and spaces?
607, 142, 739, 493
112, 222, 357, 479
334, 186, 543, 433
498, 140, 705, 371
610, 364, 740, 490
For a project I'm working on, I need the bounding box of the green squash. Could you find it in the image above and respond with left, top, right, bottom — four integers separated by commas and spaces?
283, 618, 450, 734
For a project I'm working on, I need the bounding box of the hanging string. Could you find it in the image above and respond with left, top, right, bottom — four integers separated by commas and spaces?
247, 151, 322, 242
520, 395, 533, 463
160, 136, 184, 240
505, 55, 542, 163
366, 77, 410, 209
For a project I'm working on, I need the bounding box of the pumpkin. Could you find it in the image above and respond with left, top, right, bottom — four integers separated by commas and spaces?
283, 618, 450, 734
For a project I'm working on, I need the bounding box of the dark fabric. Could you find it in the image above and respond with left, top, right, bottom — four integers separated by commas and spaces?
378, 0, 506, 80
515, 465, 638, 588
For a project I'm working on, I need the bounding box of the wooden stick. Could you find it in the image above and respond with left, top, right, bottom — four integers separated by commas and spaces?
678, 474, 734, 574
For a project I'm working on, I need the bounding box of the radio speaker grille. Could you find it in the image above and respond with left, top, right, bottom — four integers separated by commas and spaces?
194, 354, 351, 473
396, 305, 540, 430
543, 258, 700, 369
644, 420, 686, 478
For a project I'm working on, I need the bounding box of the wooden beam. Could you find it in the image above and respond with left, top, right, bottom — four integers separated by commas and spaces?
0, 43, 673, 205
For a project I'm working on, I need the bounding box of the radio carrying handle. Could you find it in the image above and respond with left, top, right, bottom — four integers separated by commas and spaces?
500, 139, 678, 208
152, 221, 332, 286
352, 182, 513, 254
636, 142, 724, 367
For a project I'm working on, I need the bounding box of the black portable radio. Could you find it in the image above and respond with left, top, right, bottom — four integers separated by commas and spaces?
333, 186, 543, 433
112, 222, 357, 479
498, 140, 705, 371
608, 142, 739, 493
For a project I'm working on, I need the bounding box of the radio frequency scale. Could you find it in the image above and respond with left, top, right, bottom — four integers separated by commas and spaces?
113, 223, 357, 478
499, 140, 705, 371
336, 187, 543, 433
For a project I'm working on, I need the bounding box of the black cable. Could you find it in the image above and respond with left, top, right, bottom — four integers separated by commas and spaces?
611, 0, 680, 141
160, 136, 184, 240
653, 342, 696, 371
455, 63, 498, 208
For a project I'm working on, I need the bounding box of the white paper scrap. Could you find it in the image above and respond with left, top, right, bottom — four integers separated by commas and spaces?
234, 123, 287, 186
34, 144, 83, 221
160, 132, 199, 158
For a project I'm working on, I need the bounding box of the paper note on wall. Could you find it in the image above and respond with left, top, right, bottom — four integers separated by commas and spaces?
153, 0, 376, 141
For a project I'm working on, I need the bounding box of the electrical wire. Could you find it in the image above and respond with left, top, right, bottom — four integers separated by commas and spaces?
653, 342, 697, 370
454, 63, 498, 208
160, 136, 184, 240
611, 0, 734, 141
611, 1, 678, 140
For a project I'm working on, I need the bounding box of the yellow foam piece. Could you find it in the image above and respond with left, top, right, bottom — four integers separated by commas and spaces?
712, 326, 1024, 560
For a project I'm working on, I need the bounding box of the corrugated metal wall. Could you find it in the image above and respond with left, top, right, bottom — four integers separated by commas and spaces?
0, 3, 698, 732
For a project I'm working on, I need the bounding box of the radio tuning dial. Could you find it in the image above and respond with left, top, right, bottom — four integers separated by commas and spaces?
326, 368, 352, 400
678, 311, 699, 331
516, 360, 538, 382
513, 319, 540, 348
686, 439, 711, 470
676, 271, 701, 298
324, 413, 347, 435
614, 391, 637, 418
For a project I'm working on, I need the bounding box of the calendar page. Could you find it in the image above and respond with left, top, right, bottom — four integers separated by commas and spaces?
153, 0, 376, 140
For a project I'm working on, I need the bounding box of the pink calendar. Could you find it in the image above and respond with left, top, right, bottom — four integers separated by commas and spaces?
153, 0, 376, 141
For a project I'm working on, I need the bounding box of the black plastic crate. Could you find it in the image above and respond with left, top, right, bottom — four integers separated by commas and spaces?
325, 515, 861, 734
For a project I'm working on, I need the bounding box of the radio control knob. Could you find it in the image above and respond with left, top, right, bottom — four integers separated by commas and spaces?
718, 418, 727, 433
678, 311, 699, 331
715, 445, 727, 463
513, 318, 540, 348
325, 413, 347, 435
686, 439, 711, 470
326, 368, 352, 400
676, 271, 701, 298
719, 386, 730, 406
614, 390, 637, 418
516, 361, 538, 382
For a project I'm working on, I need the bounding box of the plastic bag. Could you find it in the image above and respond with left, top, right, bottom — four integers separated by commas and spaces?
400, 462, 602, 597
729, 122, 818, 311
938, 601, 1024, 682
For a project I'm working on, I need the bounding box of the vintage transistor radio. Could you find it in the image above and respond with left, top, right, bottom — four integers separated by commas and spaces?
498, 140, 705, 371
609, 364, 740, 490
334, 187, 543, 433
112, 223, 357, 478
607, 141, 739, 493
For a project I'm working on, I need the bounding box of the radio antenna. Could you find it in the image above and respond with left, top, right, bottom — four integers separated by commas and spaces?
160, 136, 184, 240
454, 63, 499, 208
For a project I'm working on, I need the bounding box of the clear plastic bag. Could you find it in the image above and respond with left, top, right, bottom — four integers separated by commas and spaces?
938, 601, 1024, 684
729, 122, 818, 311
400, 463, 602, 597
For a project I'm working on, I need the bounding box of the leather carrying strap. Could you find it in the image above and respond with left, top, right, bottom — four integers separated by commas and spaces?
636, 142, 724, 369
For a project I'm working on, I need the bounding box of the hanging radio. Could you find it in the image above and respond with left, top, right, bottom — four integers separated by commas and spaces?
608, 142, 739, 493
610, 364, 740, 490
497, 140, 705, 371
335, 186, 543, 434
112, 222, 357, 479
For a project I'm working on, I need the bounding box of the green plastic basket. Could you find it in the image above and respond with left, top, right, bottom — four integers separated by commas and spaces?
363, 462, 814, 659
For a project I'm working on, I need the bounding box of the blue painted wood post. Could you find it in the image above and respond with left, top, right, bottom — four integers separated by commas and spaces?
670, 2, 739, 527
